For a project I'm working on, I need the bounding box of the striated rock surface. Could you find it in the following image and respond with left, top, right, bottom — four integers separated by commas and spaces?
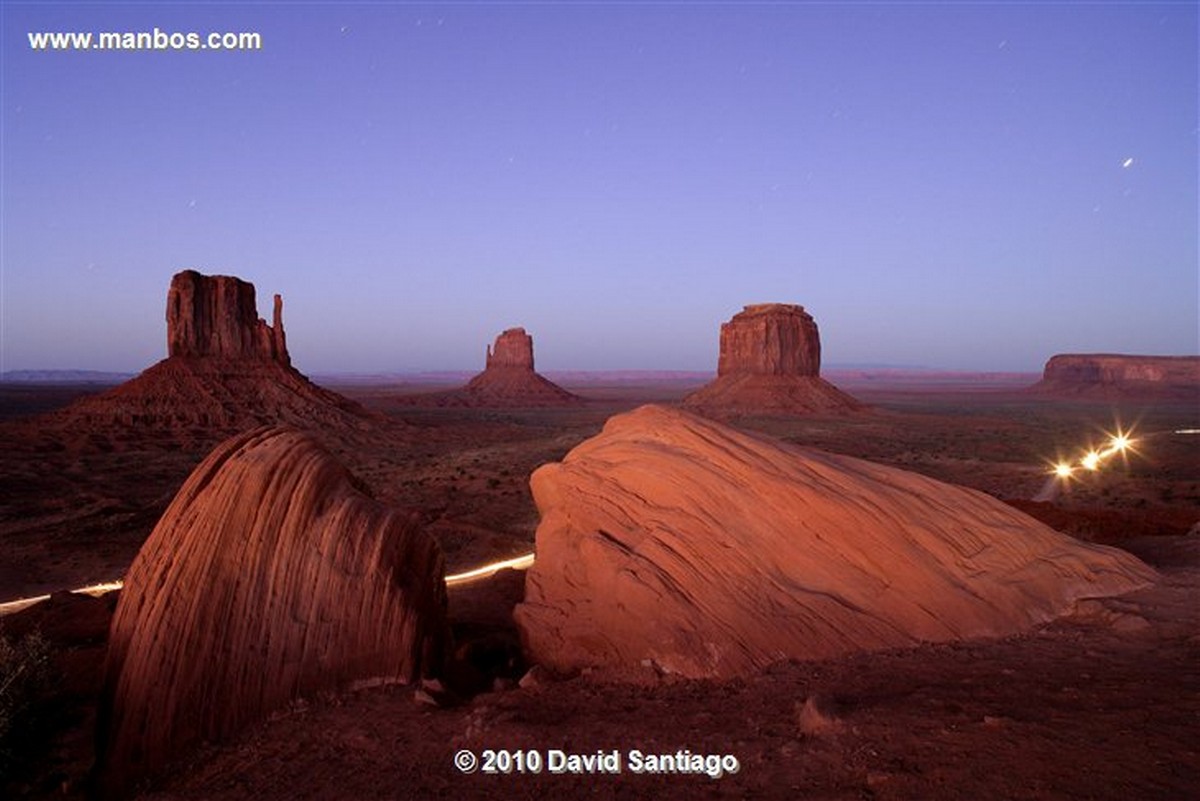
95, 427, 447, 797
29, 270, 378, 450
1031, 354, 1200, 400
683, 304, 862, 415
403, 328, 582, 408
514, 405, 1155, 680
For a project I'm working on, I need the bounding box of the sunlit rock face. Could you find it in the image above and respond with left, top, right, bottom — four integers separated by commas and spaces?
683, 304, 862, 415
515, 405, 1155, 680
460, 327, 582, 407
30, 270, 377, 448
717, 303, 821, 376
95, 427, 447, 797
1032, 354, 1200, 400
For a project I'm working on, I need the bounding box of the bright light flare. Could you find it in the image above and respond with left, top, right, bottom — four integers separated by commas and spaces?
1043, 423, 1141, 489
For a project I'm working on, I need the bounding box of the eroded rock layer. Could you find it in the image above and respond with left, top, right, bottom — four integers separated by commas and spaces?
514, 405, 1155, 680
1031, 354, 1200, 400
95, 427, 447, 797
683, 304, 862, 415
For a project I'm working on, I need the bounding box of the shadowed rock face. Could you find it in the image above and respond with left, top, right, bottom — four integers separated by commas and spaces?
1032, 354, 1200, 400
95, 427, 447, 798
167, 269, 289, 365
514, 405, 1155, 680
684, 304, 861, 415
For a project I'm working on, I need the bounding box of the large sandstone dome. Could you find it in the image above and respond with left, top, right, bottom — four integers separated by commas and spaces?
683, 303, 862, 415
514, 406, 1155, 680
95, 427, 448, 797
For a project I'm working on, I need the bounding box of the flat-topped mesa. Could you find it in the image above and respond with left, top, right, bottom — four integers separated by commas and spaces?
718, 303, 821, 376
486, 328, 535, 370
167, 269, 290, 365
683, 302, 862, 415
1032, 354, 1200, 399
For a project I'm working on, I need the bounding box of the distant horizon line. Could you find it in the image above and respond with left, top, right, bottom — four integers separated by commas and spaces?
0, 363, 1051, 384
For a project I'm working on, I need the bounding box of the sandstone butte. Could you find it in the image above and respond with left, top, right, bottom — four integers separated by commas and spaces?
36, 270, 374, 447
413, 327, 581, 408
514, 405, 1156, 680
682, 303, 863, 415
1030, 353, 1200, 400
94, 426, 448, 798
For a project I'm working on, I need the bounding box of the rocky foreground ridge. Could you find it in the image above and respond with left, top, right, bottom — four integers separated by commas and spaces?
515, 405, 1155, 679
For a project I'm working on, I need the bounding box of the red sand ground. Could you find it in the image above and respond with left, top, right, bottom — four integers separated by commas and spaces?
1, 375, 1197, 799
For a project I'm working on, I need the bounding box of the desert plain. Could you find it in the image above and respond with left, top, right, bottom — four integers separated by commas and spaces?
1, 362, 1197, 800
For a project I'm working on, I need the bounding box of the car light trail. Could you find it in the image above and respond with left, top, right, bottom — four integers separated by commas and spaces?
444, 552, 535, 586
0, 555, 538, 617
0, 580, 125, 617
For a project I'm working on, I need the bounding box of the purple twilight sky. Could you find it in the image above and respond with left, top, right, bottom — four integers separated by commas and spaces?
2, 2, 1196, 374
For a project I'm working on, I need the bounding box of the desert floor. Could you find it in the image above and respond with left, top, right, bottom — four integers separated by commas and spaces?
1, 375, 1197, 799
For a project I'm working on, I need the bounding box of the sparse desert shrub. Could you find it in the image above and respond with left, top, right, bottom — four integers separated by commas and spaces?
0, 629, 53, 778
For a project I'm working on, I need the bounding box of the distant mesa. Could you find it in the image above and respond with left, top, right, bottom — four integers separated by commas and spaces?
682, 303, 864, 415
95, 426, 448, 797
1030, 353, 1200, 400
483, 326, 535, 370
166, 269, 290, 364
26, 270, 376, 448
403, 327, 582, 408
514, 405, 1154, 680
